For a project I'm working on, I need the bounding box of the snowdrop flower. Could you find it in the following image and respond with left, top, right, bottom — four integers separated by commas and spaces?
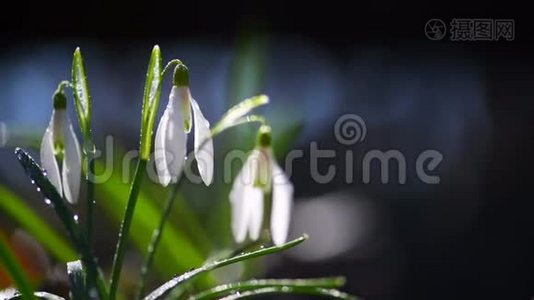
230, 125, 293, 246
40, 91, 82, 204
154, 63, 214, 187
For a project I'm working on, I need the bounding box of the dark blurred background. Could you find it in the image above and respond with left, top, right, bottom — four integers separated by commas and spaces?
1, 1, 534, 299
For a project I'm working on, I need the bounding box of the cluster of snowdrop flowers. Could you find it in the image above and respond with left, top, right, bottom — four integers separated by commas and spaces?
154, 63, 214, 187
40, 89, 82, 204
38, 59, 293, 247
230, 125, 294, 246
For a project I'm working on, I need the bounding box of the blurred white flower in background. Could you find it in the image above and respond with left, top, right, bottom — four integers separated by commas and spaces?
289, 191, 379, 262
230, 125, 294, 246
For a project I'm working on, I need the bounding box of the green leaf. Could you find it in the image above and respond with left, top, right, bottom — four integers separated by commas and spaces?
7, 292, 65, 300
139, 45, 163, 159
211, 95, 269, 136
14, 148, 83, 250
0, 238, 35, 300
191, 277, 346, 300
66, 260, 86, 300
71, 48, 91, 139
144, 235, 308, 300
13, 148, 107, 299
217, 287, 357, 300
0, 185, 77, 262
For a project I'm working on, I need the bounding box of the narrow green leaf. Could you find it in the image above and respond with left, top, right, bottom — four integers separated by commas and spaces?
7, 292, 65, 300
14, 148, 83, 250
144, 235, 308, 300
0, 185, 77, 262
191, 277, 346, 300
71, 48, 91, 138
0, 238, 35, 300
71, 49, 97, 287
66, 260, 86, 300
211, 95, 269, 136
13, 148, 108, 299
217, 287, 357, 300
139, 45, 163, 159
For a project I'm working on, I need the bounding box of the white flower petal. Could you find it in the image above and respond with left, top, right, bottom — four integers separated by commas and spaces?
270, 160, 293, 246
40, 113, 62, 196
155, 109, 172, 186
247, 186, 264, 241
229, 151, 259, 243
191, 98, 214, 186
230, 172, 248, 243
177, 87, 193, 133
62, 117, 82, 204
155, 91, 187, 187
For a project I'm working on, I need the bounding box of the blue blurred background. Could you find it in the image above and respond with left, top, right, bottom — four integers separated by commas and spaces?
1, 1, 534, 299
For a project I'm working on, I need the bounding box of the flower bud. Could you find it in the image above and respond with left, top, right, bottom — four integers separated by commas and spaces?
173, 63, 189, 87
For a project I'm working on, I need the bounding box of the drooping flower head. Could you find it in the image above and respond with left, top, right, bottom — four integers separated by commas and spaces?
40, 90, 82, 204
154, 63, 214, 186
230, 125, 294, 246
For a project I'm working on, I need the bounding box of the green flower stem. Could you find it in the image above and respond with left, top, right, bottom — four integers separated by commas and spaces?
0, 237, 35, 300
136, 177, 183, 299
144, 235, 308, 300
162, 59, 183, 77
55, 80, 71, 94
84, 148, 96, 288
191, 277, 346, 300
109, 158, 148, 300
217, 287, 357, 300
